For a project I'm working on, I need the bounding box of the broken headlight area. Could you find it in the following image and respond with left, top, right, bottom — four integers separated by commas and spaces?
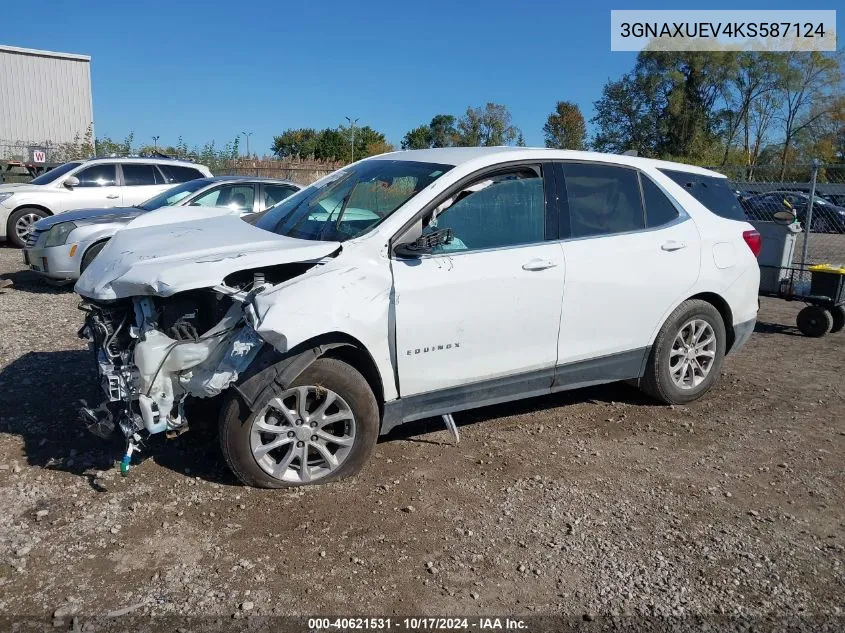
78, 288, 264, 455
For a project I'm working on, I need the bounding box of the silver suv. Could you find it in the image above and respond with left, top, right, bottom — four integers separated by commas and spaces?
0, 156, 212, 247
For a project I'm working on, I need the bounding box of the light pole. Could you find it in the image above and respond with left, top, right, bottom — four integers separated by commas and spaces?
345, 116, 359, 163
241, 131, 253, 158
152, 136, 159, 151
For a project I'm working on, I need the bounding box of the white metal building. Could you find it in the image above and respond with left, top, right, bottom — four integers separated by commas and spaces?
0, 45, 93, 160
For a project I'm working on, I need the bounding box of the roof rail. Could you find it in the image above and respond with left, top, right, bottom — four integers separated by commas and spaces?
89, 152, 184, 161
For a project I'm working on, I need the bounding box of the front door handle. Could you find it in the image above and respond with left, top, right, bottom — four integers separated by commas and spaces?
661, 240, 687, 252
106, 194, 120, 199
522, 258, 558, 271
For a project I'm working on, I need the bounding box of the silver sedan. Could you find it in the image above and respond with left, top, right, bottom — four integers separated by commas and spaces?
22, 176, 301, 283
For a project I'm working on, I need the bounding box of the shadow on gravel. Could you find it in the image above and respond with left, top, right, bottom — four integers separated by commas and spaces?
0, 350, 116, 484
0, 348, 649, 487
384, 380, 650, 443
0, 350, 235, 488
754, 320, 803, 337
0, 266, 73, 295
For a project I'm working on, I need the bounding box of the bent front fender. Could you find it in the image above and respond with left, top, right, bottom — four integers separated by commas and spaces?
231, 342, 352, 412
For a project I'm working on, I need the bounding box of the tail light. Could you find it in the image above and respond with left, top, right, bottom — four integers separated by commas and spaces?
742, 230, 761, 258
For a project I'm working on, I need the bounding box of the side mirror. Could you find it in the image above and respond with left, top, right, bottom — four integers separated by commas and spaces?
63, 176, 80, 189
394, 228, 454, 258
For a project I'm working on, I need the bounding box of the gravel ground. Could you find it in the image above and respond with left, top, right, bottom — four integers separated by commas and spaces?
0, 245, 843, 630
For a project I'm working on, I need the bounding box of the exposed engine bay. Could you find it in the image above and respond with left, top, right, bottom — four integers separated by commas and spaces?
77, 278, 268, 464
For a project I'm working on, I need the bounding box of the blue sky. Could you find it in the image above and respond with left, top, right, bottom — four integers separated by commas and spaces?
3, 0, 838, 154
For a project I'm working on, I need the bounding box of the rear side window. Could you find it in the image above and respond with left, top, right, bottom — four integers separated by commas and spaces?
563, 163, 644, 238
122, 163, 165, 186
263, 184, 298, 209
159, 165, 204, 183
660, 169, 745, 221
640, 175, 680, 227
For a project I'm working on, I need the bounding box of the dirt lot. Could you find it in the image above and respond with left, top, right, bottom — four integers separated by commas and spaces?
0, 245, 843, 629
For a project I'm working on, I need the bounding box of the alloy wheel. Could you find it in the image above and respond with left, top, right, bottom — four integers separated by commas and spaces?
249, 385, 356, 483
14, 212, 42, 241
669, 319, 717, 390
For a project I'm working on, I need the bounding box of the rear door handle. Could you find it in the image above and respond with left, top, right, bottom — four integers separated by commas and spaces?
661, 240, 687, 252
522, 258, 557, 271
106, 194, 120, 199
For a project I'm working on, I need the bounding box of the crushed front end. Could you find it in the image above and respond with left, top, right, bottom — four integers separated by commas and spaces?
78, 286, 264, 470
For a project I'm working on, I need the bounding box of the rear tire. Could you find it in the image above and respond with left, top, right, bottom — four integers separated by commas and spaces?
219, 357, 379, 488
80, 240, 108, 274
7, 207, 49, 248
796, 305, 833, 337
640, 299, 726, 405
826, 306, 844, 334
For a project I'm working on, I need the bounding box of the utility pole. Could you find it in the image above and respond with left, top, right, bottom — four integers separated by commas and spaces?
345, 116, 359, 163
241, 131, 253, 158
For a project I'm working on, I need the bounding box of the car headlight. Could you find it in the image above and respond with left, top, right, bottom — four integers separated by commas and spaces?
0, 193, 14, 205
44, 222, 78, 247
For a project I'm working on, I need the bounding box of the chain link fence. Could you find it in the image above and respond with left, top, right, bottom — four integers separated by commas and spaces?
717, 162, 845, 268
218, 159, 342, 186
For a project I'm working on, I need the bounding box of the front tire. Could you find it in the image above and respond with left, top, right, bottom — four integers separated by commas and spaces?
7, 207, 49, 248
219, 357, 379, 488
640, 299, 727, 405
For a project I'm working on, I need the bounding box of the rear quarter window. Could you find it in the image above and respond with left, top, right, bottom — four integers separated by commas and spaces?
159, 165, 205, 183
659, 169, 746, 222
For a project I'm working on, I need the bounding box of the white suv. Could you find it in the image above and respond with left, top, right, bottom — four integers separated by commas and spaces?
74, 148, 760, 488
0, 157, 211, 247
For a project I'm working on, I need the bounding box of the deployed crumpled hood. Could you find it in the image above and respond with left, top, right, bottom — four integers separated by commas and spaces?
35, 207, 144, 230
74, 212, 341, 300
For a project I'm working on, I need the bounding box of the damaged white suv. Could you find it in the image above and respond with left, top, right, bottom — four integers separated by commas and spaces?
75, 147, 760, 487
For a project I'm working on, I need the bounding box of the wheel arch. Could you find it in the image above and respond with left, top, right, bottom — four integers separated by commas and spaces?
687, 291, 735, 352
232, 331, 387, 420
79, 238, 111, 273
648, 290, 736, 353
11, 203, 53, 217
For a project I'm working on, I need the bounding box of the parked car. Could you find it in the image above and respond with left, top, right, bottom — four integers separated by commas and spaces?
74, 148, 760, 488
740, 190, 845, 233
23, 177, 301, 283
0, 156, 212, 247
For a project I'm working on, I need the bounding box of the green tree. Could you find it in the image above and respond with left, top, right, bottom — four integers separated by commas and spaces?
591, 73, 661, 156
429, 114, 458, 147
341, 125, 391, 161
272, 128, 319, 158
542, 101, 586, 150
401, 114, 458, 150
456, 103, 520, 146
637, 51, 733, 160
401, 125, 433, 150
95, 132, 135, 156
776, 51, 842, 178
314, 128, 347, 161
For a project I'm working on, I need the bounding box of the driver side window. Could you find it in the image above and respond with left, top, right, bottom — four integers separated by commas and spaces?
426, 168, 545, 253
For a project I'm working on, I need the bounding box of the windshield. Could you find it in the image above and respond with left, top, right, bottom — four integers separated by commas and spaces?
29, 162, 82, 185
136, 178, 214, 211
255, 160, 453, 241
